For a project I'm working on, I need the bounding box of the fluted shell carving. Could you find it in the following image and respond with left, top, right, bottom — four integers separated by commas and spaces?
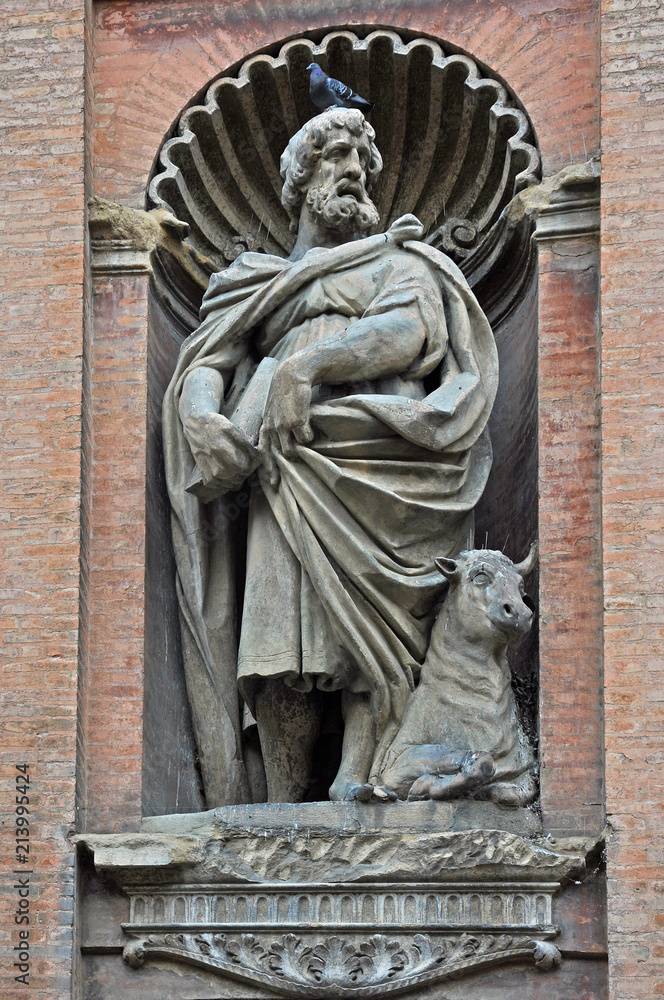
148, 29, 540, 281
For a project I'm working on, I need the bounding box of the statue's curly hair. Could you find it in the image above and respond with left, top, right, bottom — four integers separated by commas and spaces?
280, 110, 383, 232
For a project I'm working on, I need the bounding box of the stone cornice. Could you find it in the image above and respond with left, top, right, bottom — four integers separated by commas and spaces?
74, 819, 604, 997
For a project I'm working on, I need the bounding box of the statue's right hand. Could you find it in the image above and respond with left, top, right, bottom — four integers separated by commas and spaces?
183, 411, 260, 492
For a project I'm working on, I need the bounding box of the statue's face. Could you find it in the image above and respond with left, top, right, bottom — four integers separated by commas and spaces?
314, 127, 372, 205
304, 127, 380, 237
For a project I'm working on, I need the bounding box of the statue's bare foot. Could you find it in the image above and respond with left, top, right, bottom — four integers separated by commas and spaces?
329, 780, 375, 802
344, 782, 375, 802
371, 785, 398, 803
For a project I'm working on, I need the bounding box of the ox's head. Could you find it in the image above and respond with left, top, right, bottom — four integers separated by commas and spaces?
435, 543, 537, 646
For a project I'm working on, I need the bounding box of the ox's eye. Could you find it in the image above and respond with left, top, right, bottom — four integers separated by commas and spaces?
472, 572, 491, 586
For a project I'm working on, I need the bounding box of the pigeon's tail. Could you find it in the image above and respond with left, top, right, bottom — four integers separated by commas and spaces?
348, 96, 374, 114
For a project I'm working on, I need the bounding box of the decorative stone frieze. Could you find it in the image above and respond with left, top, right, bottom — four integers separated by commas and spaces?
121, 929, 561, 996
77, 809, 601, 997
124, 880, 558, 929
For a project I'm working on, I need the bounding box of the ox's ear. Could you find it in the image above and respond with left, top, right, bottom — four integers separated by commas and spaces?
434, 557, 460, 583
514, 540, 538, 578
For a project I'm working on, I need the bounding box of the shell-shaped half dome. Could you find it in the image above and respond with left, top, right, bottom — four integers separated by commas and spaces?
148, 29, 540, 320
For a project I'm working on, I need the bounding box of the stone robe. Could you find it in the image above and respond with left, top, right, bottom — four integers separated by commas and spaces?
163, 218, 498, 805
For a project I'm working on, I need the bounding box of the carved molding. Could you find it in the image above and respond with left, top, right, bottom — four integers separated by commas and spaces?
124, 880, 558, 929
76, 824, 605, 996
121, 929, 561, 996
530, 158, 601, 243
534, 197, 600, 242
90, 238, 152, 275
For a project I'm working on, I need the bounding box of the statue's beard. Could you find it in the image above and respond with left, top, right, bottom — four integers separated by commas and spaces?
305, 182, 380, 236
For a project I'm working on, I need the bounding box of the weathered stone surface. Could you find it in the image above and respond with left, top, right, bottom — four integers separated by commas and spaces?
76, 824, 604, 997
82, 952, 608, 1000
120, 930, 562, 997
76, 824, 600, 997
74, 833, 204, 870
80, 819, 596, 886
89, 195, 216, 291
376, 547, 538, 805
141, 799, 540, 838
165, 110, 500, 809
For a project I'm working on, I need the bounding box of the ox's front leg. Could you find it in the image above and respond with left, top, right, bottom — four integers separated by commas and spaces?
407, 751, 495, 801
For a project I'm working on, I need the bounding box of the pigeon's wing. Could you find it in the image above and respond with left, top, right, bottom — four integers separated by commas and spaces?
327, 76, 355, 102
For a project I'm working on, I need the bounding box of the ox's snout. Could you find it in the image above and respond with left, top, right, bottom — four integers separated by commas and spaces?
491, 592, 534, 638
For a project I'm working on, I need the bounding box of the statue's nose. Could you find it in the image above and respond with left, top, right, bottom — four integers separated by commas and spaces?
343, 150, 362, 177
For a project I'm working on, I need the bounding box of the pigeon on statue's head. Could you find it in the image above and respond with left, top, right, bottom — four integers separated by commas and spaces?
307, 63, 374, 114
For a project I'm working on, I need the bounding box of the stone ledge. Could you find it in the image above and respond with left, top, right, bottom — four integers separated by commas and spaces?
75, 824, 595, 888
141, 799, 541, 838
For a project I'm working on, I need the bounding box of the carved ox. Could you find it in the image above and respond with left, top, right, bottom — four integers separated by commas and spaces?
376, 545, 538, 806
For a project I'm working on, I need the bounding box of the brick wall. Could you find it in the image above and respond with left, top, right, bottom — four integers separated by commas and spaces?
2, 0, 663, 997
78, 272, 149, 834
601, 1, 664, 997
0, 0, 85, 997
92, 0, 599, 206
537, 236, 604, 839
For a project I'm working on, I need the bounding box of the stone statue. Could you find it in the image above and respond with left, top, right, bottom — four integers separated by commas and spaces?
162, 109, 499, 807
375, 545, 538, 806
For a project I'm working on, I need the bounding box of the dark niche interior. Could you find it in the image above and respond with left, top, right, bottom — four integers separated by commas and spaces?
141, 28, 541, 816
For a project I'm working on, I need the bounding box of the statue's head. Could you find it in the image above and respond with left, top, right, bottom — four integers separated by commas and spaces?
280, 110, 383, 236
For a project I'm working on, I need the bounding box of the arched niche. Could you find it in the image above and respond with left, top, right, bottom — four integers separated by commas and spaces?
143, 28, 541, 815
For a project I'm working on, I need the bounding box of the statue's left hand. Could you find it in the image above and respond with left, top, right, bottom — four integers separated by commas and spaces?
258, 360, 314, 485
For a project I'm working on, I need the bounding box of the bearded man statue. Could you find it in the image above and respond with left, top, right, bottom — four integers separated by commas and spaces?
162, 109, 498, 807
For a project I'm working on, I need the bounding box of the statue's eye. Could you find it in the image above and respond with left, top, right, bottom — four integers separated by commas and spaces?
472, 572, 490, 585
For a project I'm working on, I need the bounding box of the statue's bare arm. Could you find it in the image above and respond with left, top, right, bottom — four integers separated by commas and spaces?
179, 367, 261, 492
178, 368, 231, 482
258, 303, 427, 474
179, 367, 225, 422
178, 298, 430, 486
291, 306, 427, 387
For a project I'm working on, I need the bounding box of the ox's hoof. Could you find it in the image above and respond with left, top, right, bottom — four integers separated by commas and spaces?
473, 778, 536, 807
407, 775, 436, 801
